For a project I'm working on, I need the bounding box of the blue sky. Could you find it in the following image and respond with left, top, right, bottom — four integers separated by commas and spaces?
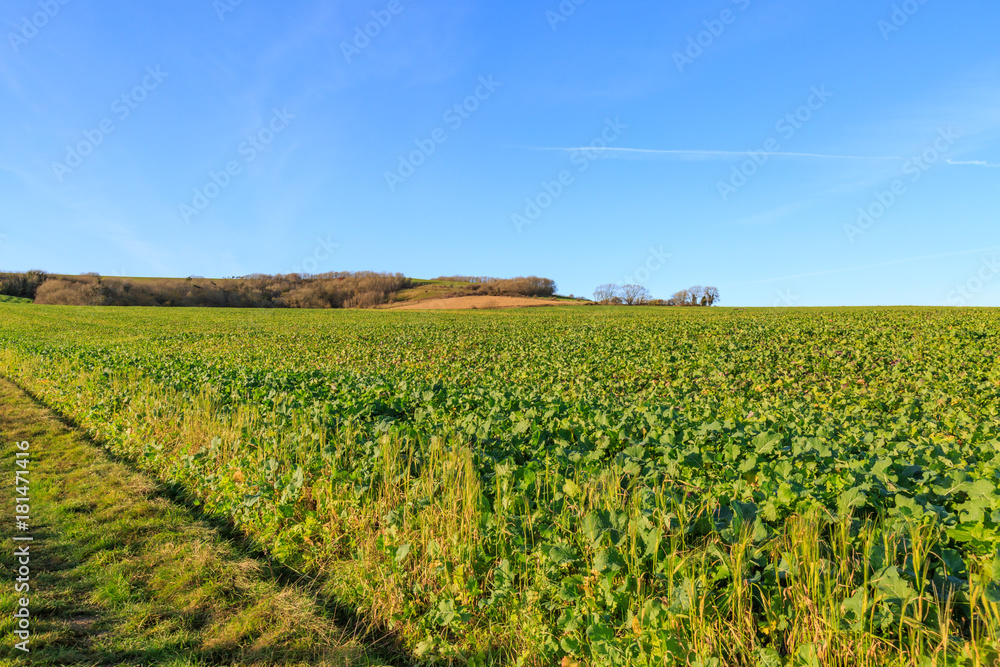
1, 0, 998, 306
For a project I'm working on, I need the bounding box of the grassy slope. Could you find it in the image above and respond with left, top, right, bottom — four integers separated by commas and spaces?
0, 379, 392, 667
391, 280, 587, 306
389, 280, 478, 304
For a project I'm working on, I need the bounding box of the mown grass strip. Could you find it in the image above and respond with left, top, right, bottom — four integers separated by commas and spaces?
0, 378, 391, 666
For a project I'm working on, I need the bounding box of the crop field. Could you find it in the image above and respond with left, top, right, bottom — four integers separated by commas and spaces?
1, 304, 999, 665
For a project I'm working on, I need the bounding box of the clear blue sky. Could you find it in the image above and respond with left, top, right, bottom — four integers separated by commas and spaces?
2, 0, 998, 306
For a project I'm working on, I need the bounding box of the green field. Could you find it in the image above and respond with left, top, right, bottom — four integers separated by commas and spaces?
1, 304, 999, 665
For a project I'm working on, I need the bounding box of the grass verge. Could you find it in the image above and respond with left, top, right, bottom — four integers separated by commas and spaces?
0, 378, 393, 666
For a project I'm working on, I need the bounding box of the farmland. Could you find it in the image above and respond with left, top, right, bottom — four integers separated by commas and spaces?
1, 304, 999, 665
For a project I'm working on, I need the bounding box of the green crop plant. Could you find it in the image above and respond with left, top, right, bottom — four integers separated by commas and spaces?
1, 304, 999, 665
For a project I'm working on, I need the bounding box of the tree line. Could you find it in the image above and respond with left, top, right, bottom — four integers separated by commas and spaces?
0, 271, 413, 308
0, 271, 558, 308
0, 270, 47, 300
593, 284, 719, 307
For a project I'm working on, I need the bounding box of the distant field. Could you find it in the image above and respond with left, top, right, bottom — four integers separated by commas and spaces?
0, 295, 30, 304
1, 305, 998, 665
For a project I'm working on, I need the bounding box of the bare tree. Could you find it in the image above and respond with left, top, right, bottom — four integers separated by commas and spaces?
593, 283, 621, 304
621, 284, 652, 306
668, 286, 720, 306
668, 288, 691, 306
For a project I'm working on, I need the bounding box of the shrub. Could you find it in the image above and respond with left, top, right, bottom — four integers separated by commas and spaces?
28, 272, 412, 309
0, 271, 48, 299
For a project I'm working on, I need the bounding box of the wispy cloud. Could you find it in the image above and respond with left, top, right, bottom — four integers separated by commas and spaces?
526, 146, 909, 161
946, 159, 1000, 168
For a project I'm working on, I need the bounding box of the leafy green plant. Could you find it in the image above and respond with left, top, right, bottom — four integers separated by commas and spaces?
2, 304, 999, 664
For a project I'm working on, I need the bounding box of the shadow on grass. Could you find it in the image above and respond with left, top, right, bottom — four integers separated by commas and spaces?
155, 478, 416, 667
4, 377, 416, 667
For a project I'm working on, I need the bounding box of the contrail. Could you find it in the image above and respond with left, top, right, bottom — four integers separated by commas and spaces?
527, 146, 908, 161
531, 147, 1000, 167
744, 245, 1000, 285
947, 159, 1000, 168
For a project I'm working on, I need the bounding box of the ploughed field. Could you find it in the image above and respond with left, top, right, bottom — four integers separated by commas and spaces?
1, 304, 998, 666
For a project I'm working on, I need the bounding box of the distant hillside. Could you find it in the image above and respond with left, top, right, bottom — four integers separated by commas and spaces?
0, 271, 559, 309
391, 295, 577, 310
391, 276, 559, 305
